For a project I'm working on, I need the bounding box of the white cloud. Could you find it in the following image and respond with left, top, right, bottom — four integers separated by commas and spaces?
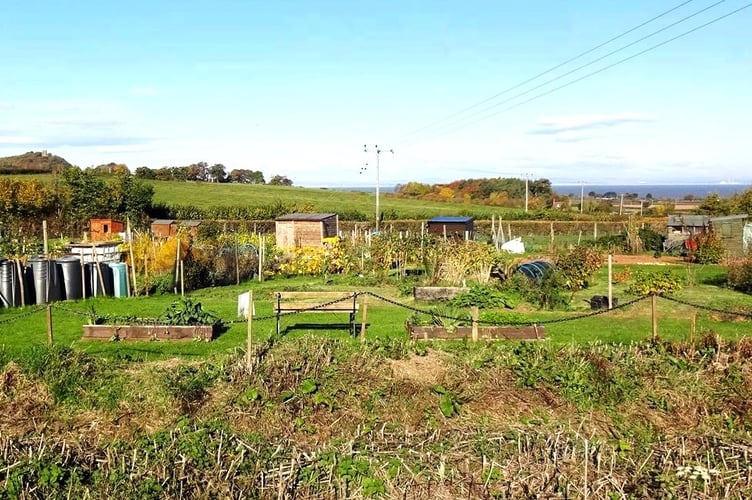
529, 112, 655, 136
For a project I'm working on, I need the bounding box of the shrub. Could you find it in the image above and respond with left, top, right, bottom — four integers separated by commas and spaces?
728, 258, 752, 294
627, 269, 683, 296
555, 245, 604, 293
638, 227, 666, 253
501, 271, 569, 310
691, 231, 725, 264
450, 284, 513, 309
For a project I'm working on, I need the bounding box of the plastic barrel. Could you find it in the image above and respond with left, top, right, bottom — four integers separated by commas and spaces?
86, 262, 114, 297
108, 262, 128, 298
0, 259, 21, 308
28, 258, 63, 304
56, 256, 83, 301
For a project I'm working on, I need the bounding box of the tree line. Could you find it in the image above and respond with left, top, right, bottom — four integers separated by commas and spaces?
0, 168, 154, 236
130, 162, 293, 186
394, 177, 554, 208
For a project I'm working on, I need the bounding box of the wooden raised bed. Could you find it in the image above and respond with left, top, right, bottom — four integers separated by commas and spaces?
408, 325, 545, 341
82, 324, 215, 341
413, 286, 469, 301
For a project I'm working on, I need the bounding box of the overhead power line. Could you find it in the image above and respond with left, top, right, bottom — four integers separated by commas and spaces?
399, 0, 698, 141
411, 0, 727, 140
407, 1, 752, 143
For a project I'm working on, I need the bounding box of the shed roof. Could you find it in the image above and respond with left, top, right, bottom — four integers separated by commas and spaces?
428, 216, 474, 223
276, 213, 337, 221
667, 215, 709, 227
151, 219, 176, 225
710, 214, 748, 223
180, 220, 203, 227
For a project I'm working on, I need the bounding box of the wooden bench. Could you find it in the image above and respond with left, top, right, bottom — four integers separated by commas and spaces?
274, 291, 359, 336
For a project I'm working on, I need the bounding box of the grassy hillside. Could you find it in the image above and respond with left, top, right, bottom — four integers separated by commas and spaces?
0, 151, 71, 174
149, 180, 509, 219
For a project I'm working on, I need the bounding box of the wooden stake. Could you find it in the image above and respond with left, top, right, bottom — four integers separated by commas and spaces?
174, 238, 181, 294
235, 232, 240, 285
91, 244, 107, 297
79, 254, 86, 299
471, 306, 479, 342
359, 295, 368, 343
607, 255, 613, 309
46, 304, 53, 345
127, 219, 138, 296
15, 259, 25, 307
125, 264, 131, 297
144, 253, 149, 297
690, 310, 697, 344
42, 220, 49, 258
180, 259, 185, 296
651, 294, 658, 343
246, 290, 253, 372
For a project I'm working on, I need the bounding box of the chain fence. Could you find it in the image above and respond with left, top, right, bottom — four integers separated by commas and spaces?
4, 290, 749, 334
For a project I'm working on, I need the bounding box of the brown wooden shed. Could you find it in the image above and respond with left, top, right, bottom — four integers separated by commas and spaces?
275, 213, 339, 248
89, 218, 124, 241
151, 220, 202, 238
151, 219, 176, 238
427, 216, 474, 240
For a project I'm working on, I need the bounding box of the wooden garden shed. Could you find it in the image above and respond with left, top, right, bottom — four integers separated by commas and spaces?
710, 214, 749, 258
427, 216, 474, 240
89, 218, 124, 241
275, 213, 339, 248
151, 220, 202, 238
151, 219, 176, 238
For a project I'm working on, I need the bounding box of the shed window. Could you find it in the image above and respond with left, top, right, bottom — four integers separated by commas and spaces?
721, 223, 731, 237
103, 224, 109, 233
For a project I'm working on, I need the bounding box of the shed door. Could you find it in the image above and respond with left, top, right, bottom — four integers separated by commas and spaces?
744, 223, 752, 254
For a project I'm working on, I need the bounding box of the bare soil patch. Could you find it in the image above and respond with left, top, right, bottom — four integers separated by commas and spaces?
611, 254, 684, 265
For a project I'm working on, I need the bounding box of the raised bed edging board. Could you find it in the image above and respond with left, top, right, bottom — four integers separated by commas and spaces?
413, 287, 469, 301
408, 325, 545, 341
82, 324, 214, 341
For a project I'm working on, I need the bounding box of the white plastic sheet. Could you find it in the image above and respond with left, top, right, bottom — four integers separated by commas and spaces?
501, 237, 525, 254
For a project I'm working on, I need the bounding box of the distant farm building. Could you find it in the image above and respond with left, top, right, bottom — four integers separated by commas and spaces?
275, 213, 339, 248
89, 218, 124, 241
151, 219, 203, 238
427, 216, 474, 240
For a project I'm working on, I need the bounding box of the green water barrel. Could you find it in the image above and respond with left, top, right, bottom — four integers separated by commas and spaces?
108, 262, 128, 298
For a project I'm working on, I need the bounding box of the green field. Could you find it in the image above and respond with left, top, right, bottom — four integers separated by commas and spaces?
149, 180, 510, 218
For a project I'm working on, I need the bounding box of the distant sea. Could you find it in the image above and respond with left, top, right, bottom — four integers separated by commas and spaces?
324, 184, 751, 199
553, 184, 750, 199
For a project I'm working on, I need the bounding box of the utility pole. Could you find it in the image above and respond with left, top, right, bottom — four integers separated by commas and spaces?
363, 145, 393, 232
521, 173, 532, 213
580, 181, 585, 214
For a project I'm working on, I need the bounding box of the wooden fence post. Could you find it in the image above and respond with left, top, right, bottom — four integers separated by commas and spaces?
360, 295, 368, 343
246, 290, 253, 372
471, 306, 479, 342
46, 304, 54, 346
651, 294, 658, 342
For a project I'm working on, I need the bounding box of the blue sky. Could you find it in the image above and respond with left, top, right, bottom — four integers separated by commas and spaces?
1, 0, 750, 186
